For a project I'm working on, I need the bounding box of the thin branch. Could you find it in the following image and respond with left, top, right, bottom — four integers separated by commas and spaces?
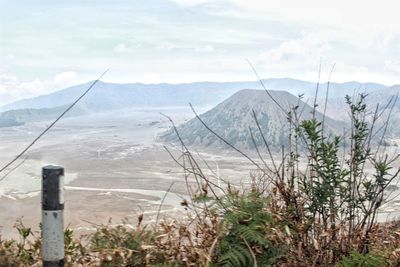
248, 126, 273, 174
321, 63, 336, 137
312, 59, 322, 119
251, 110, 278, 173
205, 232, 221, 267
376, 93, 398, 155
246, 59, 287, 114
155, 182, 175, 226
0, 69, 109, 174
0, 156, 28, 183
189, 103, 264, 172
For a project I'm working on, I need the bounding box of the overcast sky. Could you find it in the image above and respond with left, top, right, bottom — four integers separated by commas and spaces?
1, 0, 399, 105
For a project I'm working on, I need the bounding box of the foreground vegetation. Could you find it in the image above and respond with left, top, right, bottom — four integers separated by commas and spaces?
1, 93, 400, 266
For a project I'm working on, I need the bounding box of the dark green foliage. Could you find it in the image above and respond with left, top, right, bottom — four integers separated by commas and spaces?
299, 118, 349, 219
64, 228, 86, 263
215, 191, 285, 267
336, 251, 387, 267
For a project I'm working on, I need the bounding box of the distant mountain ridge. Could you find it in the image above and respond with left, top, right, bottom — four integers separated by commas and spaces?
0, 80, 250, 112
160, 89, 344, 149
2, 78, 399, 129
1, 78, 395, 113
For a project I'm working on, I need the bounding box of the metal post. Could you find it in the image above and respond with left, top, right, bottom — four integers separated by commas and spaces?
42, 165, 64, 267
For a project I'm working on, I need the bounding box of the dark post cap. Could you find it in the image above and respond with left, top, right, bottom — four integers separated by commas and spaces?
43, 165, 64, 172
42, 165, 64, 211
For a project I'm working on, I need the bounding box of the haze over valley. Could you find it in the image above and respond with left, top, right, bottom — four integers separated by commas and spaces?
1, 78, 400, 238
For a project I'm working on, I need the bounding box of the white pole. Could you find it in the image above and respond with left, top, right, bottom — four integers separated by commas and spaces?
42, 165, 64, 267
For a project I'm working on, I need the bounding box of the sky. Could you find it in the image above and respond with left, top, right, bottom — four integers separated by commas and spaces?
0, 0, 400, 105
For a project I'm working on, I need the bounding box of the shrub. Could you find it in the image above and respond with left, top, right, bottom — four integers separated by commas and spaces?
214, 190, 285, 266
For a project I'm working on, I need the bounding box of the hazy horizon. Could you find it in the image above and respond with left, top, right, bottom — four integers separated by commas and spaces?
2, 76, 399, 107
1, 0, 400, 105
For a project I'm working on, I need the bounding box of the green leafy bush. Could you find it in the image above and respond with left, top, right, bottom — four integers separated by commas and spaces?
214, 191, 285, 267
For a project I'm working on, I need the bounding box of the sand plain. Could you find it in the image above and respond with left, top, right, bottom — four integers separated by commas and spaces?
1, 107, 400, 239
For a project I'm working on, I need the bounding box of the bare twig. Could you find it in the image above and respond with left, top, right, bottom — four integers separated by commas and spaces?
155, 182, 175, 226
312, 59, 322, 119
251, 110, 278, 173
0, 156, 28, 183
321, 63, 335, 137
0, 69, 109, 175
189, 103, 264, 172
246, 59, 287, 114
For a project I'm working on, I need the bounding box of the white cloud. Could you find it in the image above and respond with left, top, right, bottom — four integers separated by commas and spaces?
0, 73, 18, 95
2, 0, 400, 99
0, 70, 81, 105
180, 0, 400, 50
257, 33, 331, 65
0, 73, 17, 95
172, 0, 398, 26
158, 42, 181, 51
385, 60, 400, 74
0, 72, 46, 105
255, 32, 333, 80
169, 0, 400, 85
171, 0, 212, 7
158, 42, 216, 53
113, 42, 141, 53
114, 43, 128, 53
232, 0, 400, 28
54, 71, 78, 85
195, 45, 215, 53
250, 30, 400, 84
20, 79, 45, 94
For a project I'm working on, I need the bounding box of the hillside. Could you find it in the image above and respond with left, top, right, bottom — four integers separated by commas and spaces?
0, 105, 87, 127
0, 118, 23, 128
160, 89, 343, 149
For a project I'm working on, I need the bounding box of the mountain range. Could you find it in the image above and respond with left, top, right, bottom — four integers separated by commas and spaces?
2, 78, 397, 113
1, 78, 399, 144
